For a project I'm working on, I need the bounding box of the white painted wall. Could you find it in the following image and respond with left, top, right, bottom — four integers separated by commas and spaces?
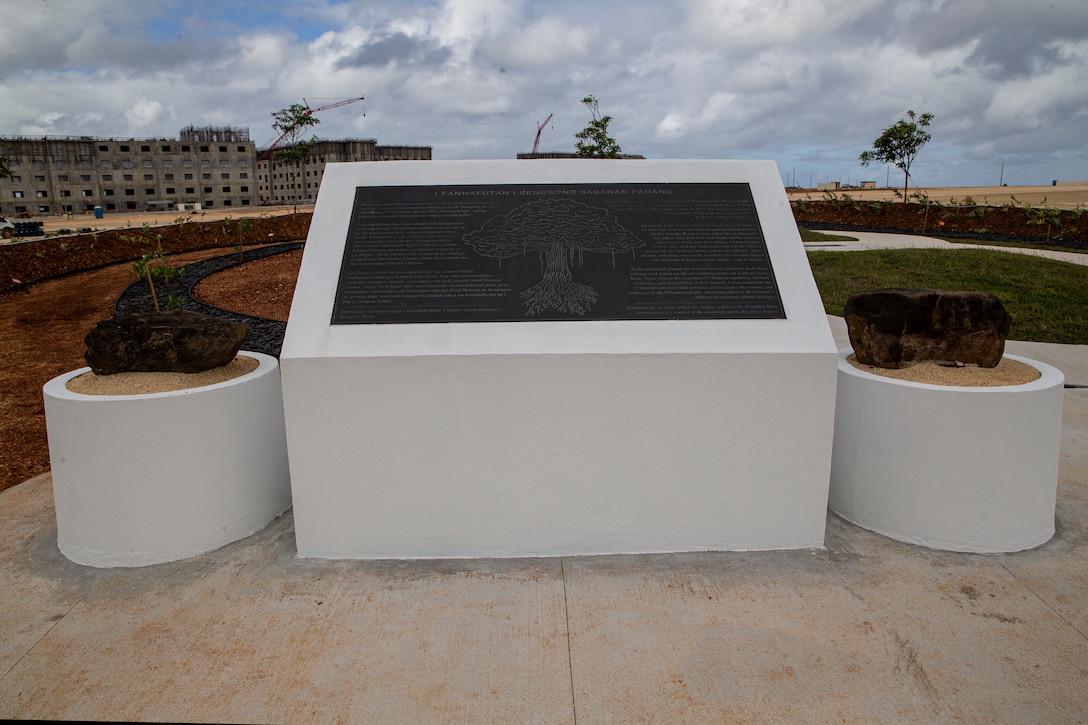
44, 352, 292, 567
281, 160, 839, 558
830, 351, 1064, 552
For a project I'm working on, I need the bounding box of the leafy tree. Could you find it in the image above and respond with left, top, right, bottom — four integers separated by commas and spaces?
859, 110, 934, 203
0, 144, 11, 179
574, 95, 622, 158
271, 103, 321, 211
271, 103, 320, 147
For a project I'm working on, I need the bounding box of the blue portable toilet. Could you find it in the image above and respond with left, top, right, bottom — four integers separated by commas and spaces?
94, 206, 104, 219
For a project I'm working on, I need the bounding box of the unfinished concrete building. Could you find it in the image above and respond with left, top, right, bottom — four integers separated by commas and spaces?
0, 127, 258, 217
0, 129, 432, 218
257, 139, 432, 205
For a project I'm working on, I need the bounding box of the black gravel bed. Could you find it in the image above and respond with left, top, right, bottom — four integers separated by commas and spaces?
800, 222, 1088, 252
114, 242, 304, 357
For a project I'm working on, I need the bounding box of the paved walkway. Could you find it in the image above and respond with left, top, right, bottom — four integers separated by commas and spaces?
805, 230, 1088, 267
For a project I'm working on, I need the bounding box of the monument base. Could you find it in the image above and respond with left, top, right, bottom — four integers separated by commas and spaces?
281, 159, 839, 559
283, 347, 837, 558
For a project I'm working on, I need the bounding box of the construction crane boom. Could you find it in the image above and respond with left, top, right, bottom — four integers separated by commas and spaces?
532, 113, 553, 154
304, 97, 365, 113
259, 96, 365, 162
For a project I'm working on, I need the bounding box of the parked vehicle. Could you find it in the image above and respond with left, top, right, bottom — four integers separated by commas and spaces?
0, 215, 15, 239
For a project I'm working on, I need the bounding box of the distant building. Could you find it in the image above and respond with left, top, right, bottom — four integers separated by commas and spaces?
816, 181, 841, 191
859, 181, 877, 189
0, 128, 432, 218
257, 139, 431, 206
0, 127, 256, 217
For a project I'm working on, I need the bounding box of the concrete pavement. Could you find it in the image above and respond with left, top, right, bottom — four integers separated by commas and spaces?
2, 335, 1087, 722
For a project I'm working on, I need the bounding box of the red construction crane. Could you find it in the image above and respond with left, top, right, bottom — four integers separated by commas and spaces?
258, 96, 365, 162
531, 113, 553, 154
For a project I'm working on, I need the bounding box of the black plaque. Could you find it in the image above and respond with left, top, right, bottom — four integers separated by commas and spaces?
331, 183, 785, 324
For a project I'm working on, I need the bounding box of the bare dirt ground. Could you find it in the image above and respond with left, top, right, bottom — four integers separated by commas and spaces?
0, 244, 299, 492
192, 248, 303, 320
791, 185, 1088, 246
787, 183, 1088, 210
0, 212, 310, 493
24, 204, 310, 236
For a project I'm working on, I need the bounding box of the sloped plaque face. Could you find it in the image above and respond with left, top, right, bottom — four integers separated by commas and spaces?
331, 182, 784, 324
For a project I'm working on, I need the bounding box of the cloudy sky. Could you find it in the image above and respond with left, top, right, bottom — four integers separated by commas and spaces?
1, 0, 1086, 188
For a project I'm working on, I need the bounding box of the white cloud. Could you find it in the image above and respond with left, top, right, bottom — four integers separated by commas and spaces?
478, 16, 594, 69
124, 98, 170, 131
432, 0, 523, 46
682, 0, 881, 50
0, 0, 1085, 185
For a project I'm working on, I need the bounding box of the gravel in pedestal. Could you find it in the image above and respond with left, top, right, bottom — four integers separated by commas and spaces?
66, 356, 260, 395
847, 353, 1039, 387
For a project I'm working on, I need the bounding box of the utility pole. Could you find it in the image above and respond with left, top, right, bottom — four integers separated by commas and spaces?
999, 162, 1004, 186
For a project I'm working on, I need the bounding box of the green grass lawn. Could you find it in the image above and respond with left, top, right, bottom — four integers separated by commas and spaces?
808, 248, 1088, 345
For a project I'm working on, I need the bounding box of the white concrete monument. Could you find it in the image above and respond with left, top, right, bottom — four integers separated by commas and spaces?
280, 160, 838, 558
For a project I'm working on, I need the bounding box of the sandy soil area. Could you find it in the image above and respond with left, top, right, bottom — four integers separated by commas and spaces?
847, 354, 1040, 387
788, 184, 1088, 210
66, 356, 260, 395
25, 204, 310, 236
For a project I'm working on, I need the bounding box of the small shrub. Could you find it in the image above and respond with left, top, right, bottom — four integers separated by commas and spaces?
132, 245, 184, 312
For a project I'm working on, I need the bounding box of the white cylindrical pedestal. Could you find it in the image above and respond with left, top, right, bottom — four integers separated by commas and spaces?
43, 352, 292, 567
829, 350, 1064, 553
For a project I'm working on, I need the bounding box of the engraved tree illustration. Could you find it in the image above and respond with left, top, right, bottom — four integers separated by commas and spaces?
464, 198, 643, 316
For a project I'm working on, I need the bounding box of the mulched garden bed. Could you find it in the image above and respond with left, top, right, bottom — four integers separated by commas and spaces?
0, 213, 311, 293
114, 242, 304, 357
793, 199, 1088, 250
